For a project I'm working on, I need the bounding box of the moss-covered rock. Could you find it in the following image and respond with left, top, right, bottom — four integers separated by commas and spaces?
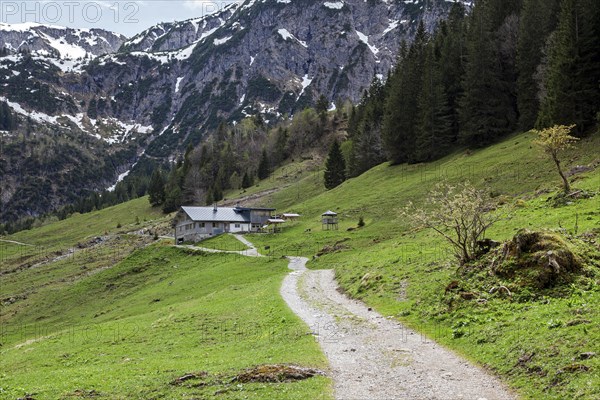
491, 230, 582, 290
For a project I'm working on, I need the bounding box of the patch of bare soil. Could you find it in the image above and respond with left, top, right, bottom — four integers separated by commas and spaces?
170, 371, 209, 386
316, 238, 351, 256
67, 389, 101, 397
234, 364, 325, 383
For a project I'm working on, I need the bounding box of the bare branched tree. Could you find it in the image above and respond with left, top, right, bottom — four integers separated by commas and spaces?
401, 182, 504, 264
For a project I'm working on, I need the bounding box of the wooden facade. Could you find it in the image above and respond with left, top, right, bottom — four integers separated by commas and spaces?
174, 205, 275, 243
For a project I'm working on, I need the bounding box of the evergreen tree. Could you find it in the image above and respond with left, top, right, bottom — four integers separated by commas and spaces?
350, 78, 387, 176
182, 143, 194, 179
241, 171, 252, 189
324, 140, 346, 189
516, 0, 560, 130
415, 44, 453, 162
205, 189, 214, 206
536, 0, 580, 130
162, 166, 183, 213
274, 127, 289, 164
212, 184, 223, 202
574, 0, 600, 133
437, 3, 467, 139
257, 148, 270, 180
347, 106, 360, 139
459, 0, 516, 146
0, 101, 16, 131
148, 168, 166, 206
383, 24, 428, 163
114, 182, 129, 204
316, 94, 329, 124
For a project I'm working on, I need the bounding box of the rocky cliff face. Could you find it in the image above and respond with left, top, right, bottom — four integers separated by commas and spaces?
0, 22, 125, 59
0, 0, 468, 222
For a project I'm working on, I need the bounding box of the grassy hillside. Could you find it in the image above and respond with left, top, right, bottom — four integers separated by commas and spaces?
245, 130, 600, 399
197, 233, 249, 251
1, 196, 166, 267
1, 196, 330, 398
1, 244, 331, 399
1, 129, 598, 399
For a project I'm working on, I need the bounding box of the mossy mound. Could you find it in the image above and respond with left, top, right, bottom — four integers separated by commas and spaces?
490, 230, 582, 290
234, 364, 325, 383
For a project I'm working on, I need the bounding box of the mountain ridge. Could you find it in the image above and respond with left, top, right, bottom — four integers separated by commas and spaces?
0, 0, 466, 223
0, 22, 125, 59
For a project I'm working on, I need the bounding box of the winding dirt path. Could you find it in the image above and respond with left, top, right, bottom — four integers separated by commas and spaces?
281, 256, 516, 400
175, 234, 263, 257
0, 239, 34, 246
173, 236, 516, 399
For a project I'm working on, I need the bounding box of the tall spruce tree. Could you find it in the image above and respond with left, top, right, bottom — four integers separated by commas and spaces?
383, 23, 428, 163
148, 168, 166, 206
536, 0, 580, 130
438, 3, 467, 139
0, 101, 16, 131
241, 171, 252, 189
459, 0, 516, 146
415, 44, 453, 162
324, 140, 346, 189
257, 148, 270, 180
274, 127, 289, 164
162, 166, 183, 213
516, 0, 560, 130
316, 94, 329, 124
349, 77, 387, 176
573, 0, 600, 132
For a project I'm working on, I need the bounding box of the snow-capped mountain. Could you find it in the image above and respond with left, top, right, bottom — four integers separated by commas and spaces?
120, 2, 240, 53
0, 22, 125, 59
0, 0, 468, 222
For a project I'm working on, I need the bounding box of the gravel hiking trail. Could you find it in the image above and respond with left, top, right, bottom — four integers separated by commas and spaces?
281, 256, 517, 400
172, 236, 516, 399
176, 234, 263, 257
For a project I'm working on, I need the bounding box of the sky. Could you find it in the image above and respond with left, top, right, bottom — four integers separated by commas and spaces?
0, 1, 237, 37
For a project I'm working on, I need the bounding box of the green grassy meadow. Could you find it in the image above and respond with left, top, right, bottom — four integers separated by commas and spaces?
1, 245, 330, 399
197, 233, 249, 252
1, 129, 599, 399
0, 196, 167, 271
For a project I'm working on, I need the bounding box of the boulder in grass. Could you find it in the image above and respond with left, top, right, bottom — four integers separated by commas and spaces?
492, 230, 582, 290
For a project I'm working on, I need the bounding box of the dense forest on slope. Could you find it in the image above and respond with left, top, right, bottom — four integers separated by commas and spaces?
348, 0, 599, 176
145, 0, 599, 212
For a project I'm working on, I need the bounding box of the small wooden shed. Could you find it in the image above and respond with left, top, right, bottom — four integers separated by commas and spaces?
266, 218, 286, 233
282, 213, 301, 221
321, 210, 338, 230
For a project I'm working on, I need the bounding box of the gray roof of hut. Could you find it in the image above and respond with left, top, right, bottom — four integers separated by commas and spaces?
181, 206, 250, 222
322, 210, 337, 216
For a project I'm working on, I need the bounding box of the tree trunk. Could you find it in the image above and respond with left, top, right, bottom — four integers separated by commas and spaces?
552, 153, 571, 193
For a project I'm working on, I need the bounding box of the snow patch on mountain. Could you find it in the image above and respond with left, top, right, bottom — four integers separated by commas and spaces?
0, 95, 151, 144
297, 74, 313, 99
277, 28, 307, 48
324, 2, 344, 9
0, 22, 124, 60
383, 20, 399, 35
175, 77, 184, 93
356, 30, 379, 56
214, 36, 232, 45
107, 169, 132, 192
